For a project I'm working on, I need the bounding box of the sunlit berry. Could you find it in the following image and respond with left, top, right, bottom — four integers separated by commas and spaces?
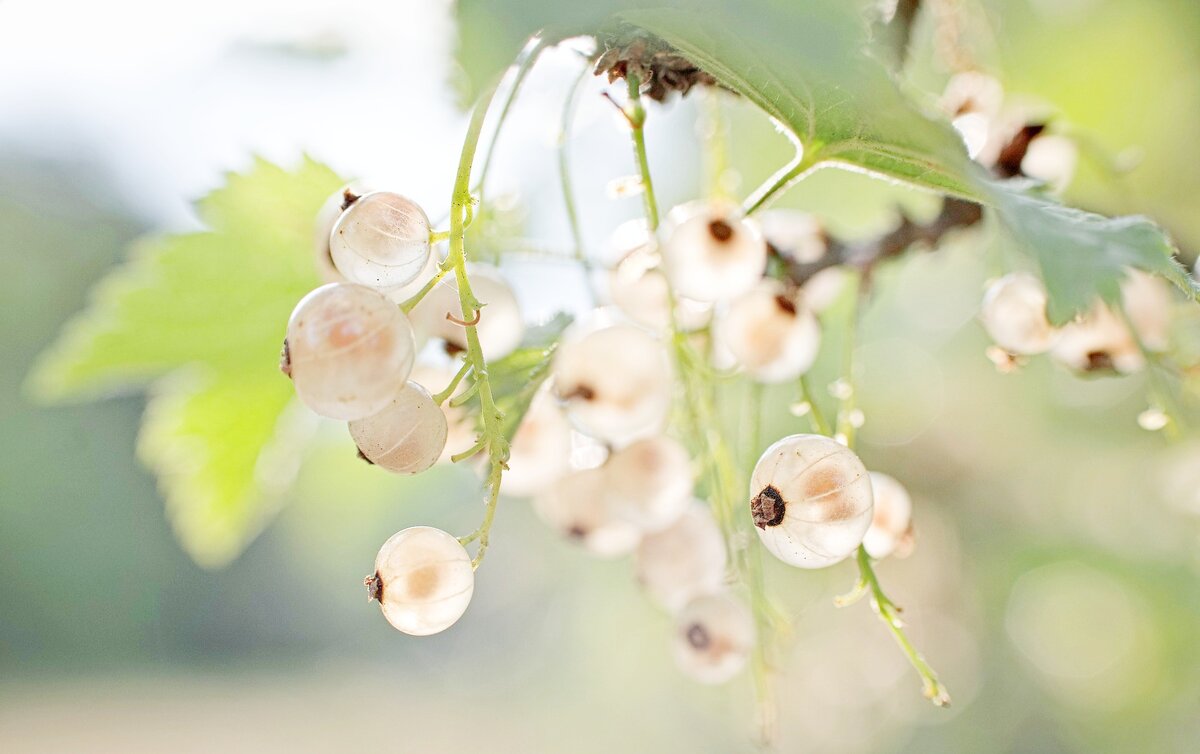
635, 501, 727, 611
673, 592, 755, 684
661, 201, 768, 303
502, 389, 572, 497
330, 191, 432, 289
365, 526, 473, 636
605, 435, 693, 531
717, 281, 821, 383
532, 467, 641, 557
980, 272, 1058, 355
862, 472, 914, 560
349, 381, 447, 474
410, 265, 524, 360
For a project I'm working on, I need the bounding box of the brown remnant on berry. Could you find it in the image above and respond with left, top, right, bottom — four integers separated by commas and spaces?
774, 294, 797, 316
996, 123, 1047, 179
594, 34, 719, 103
708, 219, 734, 242
339, 188, 362, 212
279, 339, 292, 378
364, 572, 384, 602
444, 341, 465, 357
562, 384, 597, 402
355, 447, 375, 465
567, 524, 588, 540
1085, 350, 1115, 372
751, 485, 787, 529
686, 622, 712, 650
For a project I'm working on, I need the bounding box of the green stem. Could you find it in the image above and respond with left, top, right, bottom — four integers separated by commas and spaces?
432, 359, 472, 405
560, 60, 591, 269
855, 546, 951, 707
742, 144, 822, 216
446, 80, 510, 570
798, 374, 832, 436
624, 74, 660, 231
834, 274, 863, 445
399, 267, 450, 314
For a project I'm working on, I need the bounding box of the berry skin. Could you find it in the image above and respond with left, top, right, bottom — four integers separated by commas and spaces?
635, 501, 727, 611
349, 381, 448, 474
284, 283, 416, 420
409, 264, 524, 361
552, 323, 672, 444
1050, 303, 1142, 374
758, 210, 827, 264
980, 272, 1058, 355
749, 434, 874, 568
606, 220, 711, 332
533, 467, 641, 557
366, 526, 474, 636
1021, 134, 1077, 193
717, 280, 821, 383
1120, 269, 1173, 352
940, 71, 1004, 160
330, 191, 432, 289
673, 592, 755, 684
409, 363, 477, 463
661, 201, 768, 303
314, 183, 370, 284
502, 388, 572, 497
862, 472, 914, 560
605, 435, 694, 531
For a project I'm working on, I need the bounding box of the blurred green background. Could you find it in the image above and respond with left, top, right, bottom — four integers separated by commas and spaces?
3, 0, 1200, 751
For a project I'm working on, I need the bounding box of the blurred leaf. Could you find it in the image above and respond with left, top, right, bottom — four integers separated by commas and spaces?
27, 157, 343, 566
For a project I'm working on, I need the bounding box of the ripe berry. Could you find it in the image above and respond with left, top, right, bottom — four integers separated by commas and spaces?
314, 183, 370, 284
533, 467, 641, 557
673, 592, 755, 684
410, 264, 524, 360
349, 381, 448, 474
330, 191, 432, 289
284, 283, 416, 420
366, 526, 474, 636
980, 272, 1058, 355
552, 323, 672, 444
661, 201, 768, 303
1021, 134, 1077, 193
758, 209, 827, 264
717, 280, 821, 383
749, 434, 874, 568
502, 389, 572, 497
409, 363, 477, 463
635, 501, 727, 611
1050, 303, 1141, 374
940, 71, 1004, 160
605, 435, 693, 531
862, 472, 913, 560
606, 220, 711, 332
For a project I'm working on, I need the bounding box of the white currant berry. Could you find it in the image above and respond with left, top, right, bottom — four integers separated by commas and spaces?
410, 265, 524, 360
758, 209, 827, 264
717, 280, 821, 383
502, 389, 572, 497
749, 434, 874, 568
605, 435, 693, 531
661, 201, 768, 303
330, 191, 432, 289
862, 472, 914, 560
673, 592, 755, 685
284, 283, 416, 420
552, 323, 672, 444
1050, 303, 1142, 374
383, 251, 440, 306
980, 272, 1058, 355
410, 363, 477, 463
606, 228, 711, 332
635, 501, 727, 611
941, 71, 1004, 160
1021, 133, 1078, 193
1120, 269, 1173, 352
314, 183, 370, 284
348, 381, 448, 474
532, 467, 641, 557
800, 266, 849, 313
365, 526, 473, 636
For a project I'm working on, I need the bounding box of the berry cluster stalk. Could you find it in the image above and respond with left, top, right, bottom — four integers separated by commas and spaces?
442, 81, 511, 568
621, 71, 780, 744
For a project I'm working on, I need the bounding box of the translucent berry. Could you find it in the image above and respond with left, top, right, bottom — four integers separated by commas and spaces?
365, 526, 473, 636
661, 201, 768, 303
533, 467, 641, 557
503, 389, 572, 497
605, 435, 693, 531
314, 183, 370, 284
980, 272, 1058, 355
348, 381, 447, 474
635, 502, 727, 611
410, 265, 524, 360
383, 251, 439, 306
801, 266, 848, 313
1021, 134, 1078, 193
758, 209, 827, 264
330, 191, 432, 289
284, 283, 416, 420
606, 222, 711, 332
1050, 304, 1142, 374
673, 592, 755, 684
862, 472, 914, 560
749, 434, 874, 568
552, 323, 672, 444
718, 281, 821, 383
410, 364, 477, 464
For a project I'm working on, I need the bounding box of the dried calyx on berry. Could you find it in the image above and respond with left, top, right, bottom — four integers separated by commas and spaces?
593, 31, 719, 102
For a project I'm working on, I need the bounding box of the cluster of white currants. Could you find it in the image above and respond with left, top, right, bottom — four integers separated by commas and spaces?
285, 186, 527, 636
979, 268, 1174, 375
941, 70, 1078, 192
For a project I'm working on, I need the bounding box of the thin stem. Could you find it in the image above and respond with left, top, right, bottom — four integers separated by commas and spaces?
855, 546, 951, 707
473, 35, 547, 213
742, 144, 822, 216
432, 359, 472, 405
445, 79, 510, 569
834, 274, 863, 445
797, 374, 832, 436
624, 74, 660, 231
429, 229, 451, 244
560, 61, 592, 268
702, 88, 732, 200
399, 266, 450, 314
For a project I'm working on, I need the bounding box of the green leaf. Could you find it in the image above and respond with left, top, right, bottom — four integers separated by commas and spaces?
453, 0, 1196, 319
27, 157, 343, 566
